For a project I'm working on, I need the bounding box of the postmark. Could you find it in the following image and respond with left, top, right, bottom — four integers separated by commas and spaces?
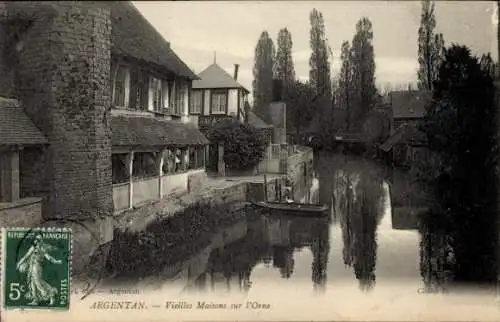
2, 227, 71, 310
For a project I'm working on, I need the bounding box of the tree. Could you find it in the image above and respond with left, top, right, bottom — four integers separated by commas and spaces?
419, 45, 498, 282
417, 0, 445, 91
252, 31, 275, 124
274, 28, 296, 100
497, 1, 500, 68
350, 17, 377, 127
309, 8, 333, 131
479, 52, 495, 78
206, 118, 267, 171
338, 40, 354, 129
286, 80, 317, 141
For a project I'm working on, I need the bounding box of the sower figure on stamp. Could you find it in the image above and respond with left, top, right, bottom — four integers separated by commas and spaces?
16, 234, 62, 306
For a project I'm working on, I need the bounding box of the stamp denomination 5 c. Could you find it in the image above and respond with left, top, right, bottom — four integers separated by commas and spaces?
2, 227, 71, 310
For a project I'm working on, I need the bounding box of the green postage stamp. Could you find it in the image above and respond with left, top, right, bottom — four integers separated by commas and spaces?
2, 227, 71, 310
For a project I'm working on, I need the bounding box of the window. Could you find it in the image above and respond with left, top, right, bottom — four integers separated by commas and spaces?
175, 83, 185, 115
112, 153, 129, 184
130, 67, 148, 110
132, 152, 157, 179
190, 90, 203, 114
151, 77, 163, 112
113, 65, 129, 108
162, 148, 176, 175
162, 148, 188, 174
211, 90, 227, 114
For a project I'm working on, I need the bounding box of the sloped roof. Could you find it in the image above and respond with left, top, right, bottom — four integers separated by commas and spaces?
110, 2, 198, 80
247, 110, 273, 129
0, 98, 48, 146
193, 63, 249, 92
390, 90, 431, 119
112, 116, 209, 147
379, 123, 426, 152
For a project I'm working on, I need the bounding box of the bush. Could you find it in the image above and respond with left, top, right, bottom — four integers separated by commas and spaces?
106, 201, 244, 277
206, 118, 267, 170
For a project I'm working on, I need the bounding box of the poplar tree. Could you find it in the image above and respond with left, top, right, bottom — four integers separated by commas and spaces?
309, 9, 332, 100
274, 28, 296, 99
350, 17, 377, 126
309, 8, 333, 136
338, 41, 354, 129
252, 31, 275, 124
417, 0, 445, 91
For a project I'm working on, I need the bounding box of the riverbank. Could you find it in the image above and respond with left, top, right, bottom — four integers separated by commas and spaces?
115, 146, 314, 233
115, 174, 282, 233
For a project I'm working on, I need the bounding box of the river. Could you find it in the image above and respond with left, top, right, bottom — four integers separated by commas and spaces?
96, 152, 499, 319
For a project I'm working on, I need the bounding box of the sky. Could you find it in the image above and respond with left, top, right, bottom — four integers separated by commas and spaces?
133, 1, 496, 101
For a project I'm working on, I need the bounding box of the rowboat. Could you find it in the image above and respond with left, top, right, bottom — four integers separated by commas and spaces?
251, 201, 330, 216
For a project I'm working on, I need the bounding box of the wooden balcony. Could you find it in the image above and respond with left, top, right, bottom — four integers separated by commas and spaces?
198, 115, 234, 127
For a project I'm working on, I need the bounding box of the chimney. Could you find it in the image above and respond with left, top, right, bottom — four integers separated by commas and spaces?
272, 79, 283, 101
233, 64, 239, 80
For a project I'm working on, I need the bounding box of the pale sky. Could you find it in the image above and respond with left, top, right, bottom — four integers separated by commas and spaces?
134, 1, 496, 100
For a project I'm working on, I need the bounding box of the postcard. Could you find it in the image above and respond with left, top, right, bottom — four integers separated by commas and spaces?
0, 1, 499, 321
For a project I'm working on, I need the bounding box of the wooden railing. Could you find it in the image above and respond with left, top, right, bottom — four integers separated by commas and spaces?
198, 115, 233, 127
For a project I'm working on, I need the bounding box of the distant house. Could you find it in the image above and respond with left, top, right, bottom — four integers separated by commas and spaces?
192, 63, 250, 125
380, 90, 431, 166
192, 63, 273, 173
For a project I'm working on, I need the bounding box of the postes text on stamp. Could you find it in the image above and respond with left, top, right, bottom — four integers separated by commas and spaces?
3, 227, 71, 310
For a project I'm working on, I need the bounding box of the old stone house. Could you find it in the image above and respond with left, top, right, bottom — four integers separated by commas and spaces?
379, 90, 431, 166
0, 2, 208, 271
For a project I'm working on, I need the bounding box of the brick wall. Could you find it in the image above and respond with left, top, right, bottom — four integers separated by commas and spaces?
11, 3, 113, 221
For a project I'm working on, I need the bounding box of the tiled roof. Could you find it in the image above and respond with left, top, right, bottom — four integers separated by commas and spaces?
111, 116, 209, 147
110, 2, 198, 80
390, 90, 431, 119
379, 123, 426, 152
0, 99, 48, 146
247, 110, 273, 129
193, 64, 249, 92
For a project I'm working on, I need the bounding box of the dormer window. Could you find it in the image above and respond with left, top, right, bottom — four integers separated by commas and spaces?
210, 89, 228, 114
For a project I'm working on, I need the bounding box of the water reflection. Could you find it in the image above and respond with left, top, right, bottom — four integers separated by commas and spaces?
109, 153, 496, 296
179, 214, 331, 294
331, 165, 385, 291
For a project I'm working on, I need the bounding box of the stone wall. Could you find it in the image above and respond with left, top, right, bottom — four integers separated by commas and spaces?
13, 3, 113, 222
3, 3, 114, 274
117, 181, 248, 233
0, 197, 42, 227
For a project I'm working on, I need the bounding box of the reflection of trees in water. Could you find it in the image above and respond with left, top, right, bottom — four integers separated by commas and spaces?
335, 166, 384, 291
193, 212, 332, 294
273, 246, 295, 279
311, 219, 331, 294
419, 211, 455, 291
